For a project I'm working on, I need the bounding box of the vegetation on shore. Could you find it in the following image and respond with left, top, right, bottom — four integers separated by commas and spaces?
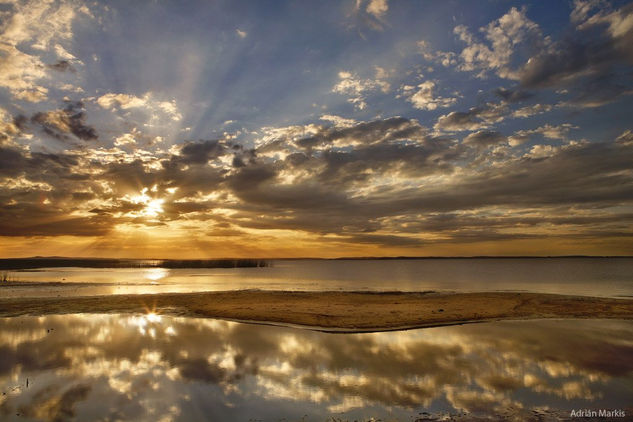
0, 258, 269, 270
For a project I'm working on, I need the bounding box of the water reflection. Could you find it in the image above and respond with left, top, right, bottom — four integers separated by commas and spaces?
0, 316, 631, 421
8, 258, 633, 298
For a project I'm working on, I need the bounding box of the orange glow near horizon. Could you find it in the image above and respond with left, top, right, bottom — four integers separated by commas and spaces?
1, 232, 632, 259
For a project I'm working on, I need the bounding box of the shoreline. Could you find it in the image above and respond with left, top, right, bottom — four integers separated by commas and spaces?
1, 291, 632, 331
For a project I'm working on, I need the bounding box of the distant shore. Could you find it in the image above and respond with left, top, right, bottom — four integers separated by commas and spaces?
0, 291, 631, 332
0, 257, 269, 270
1, 255, 632, 270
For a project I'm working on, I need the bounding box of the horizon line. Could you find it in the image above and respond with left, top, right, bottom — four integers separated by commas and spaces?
2, 255, 632, 261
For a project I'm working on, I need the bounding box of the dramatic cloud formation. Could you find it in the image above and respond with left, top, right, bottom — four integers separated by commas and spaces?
0, 0, 632, 257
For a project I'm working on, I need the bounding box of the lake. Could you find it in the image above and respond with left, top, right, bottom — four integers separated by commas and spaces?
1, 258, 632, 420
4, 258, 633, 298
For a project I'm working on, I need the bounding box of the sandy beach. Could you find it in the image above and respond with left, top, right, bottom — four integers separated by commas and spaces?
1, 290, 631, 331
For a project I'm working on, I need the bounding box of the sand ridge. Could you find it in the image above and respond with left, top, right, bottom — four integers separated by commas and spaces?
0, 290, 632, 331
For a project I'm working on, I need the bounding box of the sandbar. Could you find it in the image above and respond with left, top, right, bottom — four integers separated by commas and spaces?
1, 290, 632, 331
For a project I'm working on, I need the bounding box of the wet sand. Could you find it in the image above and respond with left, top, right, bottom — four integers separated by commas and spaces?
1, 291, 632, 331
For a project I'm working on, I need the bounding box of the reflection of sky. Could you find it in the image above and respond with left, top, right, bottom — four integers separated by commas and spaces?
1, 316, 632, 421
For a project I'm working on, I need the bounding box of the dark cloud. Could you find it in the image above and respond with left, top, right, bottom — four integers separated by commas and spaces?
0, 146, 27, 176
315, 137, 457, 185
494, 87, 533, 103
518, 4, 633, 97
434, 103, 507, 132
0, 115, 632, 247
463, 131, 507, 148
31, 101, 97, 141
0, 201, 112, 236
561, 73, 633, 108
434, 110, 482, 132
47, 60, 75, 72
12, 115, 28, 131
296, 117, 425, 150
177, 139, 227, 164
222, 132, 633, 242
226, 163, 277, 192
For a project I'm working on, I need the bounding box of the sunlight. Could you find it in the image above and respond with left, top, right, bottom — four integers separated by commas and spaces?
128, 187, 165, 218
146, 312, 162, 323
144, 268, 169, 282
127, 311, 162, 336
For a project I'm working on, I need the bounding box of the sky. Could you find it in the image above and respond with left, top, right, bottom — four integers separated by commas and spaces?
0, 0, 632, 258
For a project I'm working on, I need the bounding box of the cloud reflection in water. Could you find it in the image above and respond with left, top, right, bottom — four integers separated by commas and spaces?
0, 315, 631, 421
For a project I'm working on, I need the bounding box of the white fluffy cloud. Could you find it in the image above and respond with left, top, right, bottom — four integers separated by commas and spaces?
332, 71, 389, 110
417, 40, 457, 67
0, 0, 90, 102
455, 7, 544, 79
402, 81, 458, 111
509, 123, 577, 146
96, 92, 182, 121
365, 0, 388, 19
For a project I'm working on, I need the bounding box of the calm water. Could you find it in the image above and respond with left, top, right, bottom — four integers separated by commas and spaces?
3, 258, 633, 298
0, 315, 631, 421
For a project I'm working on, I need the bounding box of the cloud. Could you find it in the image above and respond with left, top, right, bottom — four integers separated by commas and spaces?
527, 144, 558, 159
434, 98, 554, 134
434, 102, 507, 132
177, 139, 228, 165
511, 103, 552, 118
434, 111, 484, 132
352, 0, 389, 31
113, 133, 136, 147
518, 3, 633, 92
365, 0, 388, 19
229, 128, 633, 244
47, 60, 75, 72
96, 92, 182, 121
0, 0, 89, 102
531, 124, 577, 140
507, 133, 531, 147
556, 73, 633, 108
417, 40, 457, 67
97, 93, 147, 110
332, 71, 389, 110
417, 3, 632, 109
319, 114, 358, 128
0, 113, 631, 250
401, 81, 458, 111
0, 43, 48, 102
463, 131, 507, 149
616, 129, 633, 145
295, 117, 427, 150
494, 87, 533, 103
454, 7, 544, 79
30, 101, 97, 141
570, 0, 606, 24
508, 124, 577, 146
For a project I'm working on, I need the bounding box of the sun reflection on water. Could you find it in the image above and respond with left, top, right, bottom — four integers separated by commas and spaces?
127, 312, 165, 337
143, 268, 169, 284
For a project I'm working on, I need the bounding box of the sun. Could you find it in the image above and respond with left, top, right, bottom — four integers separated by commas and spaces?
127, 187, 165, 218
